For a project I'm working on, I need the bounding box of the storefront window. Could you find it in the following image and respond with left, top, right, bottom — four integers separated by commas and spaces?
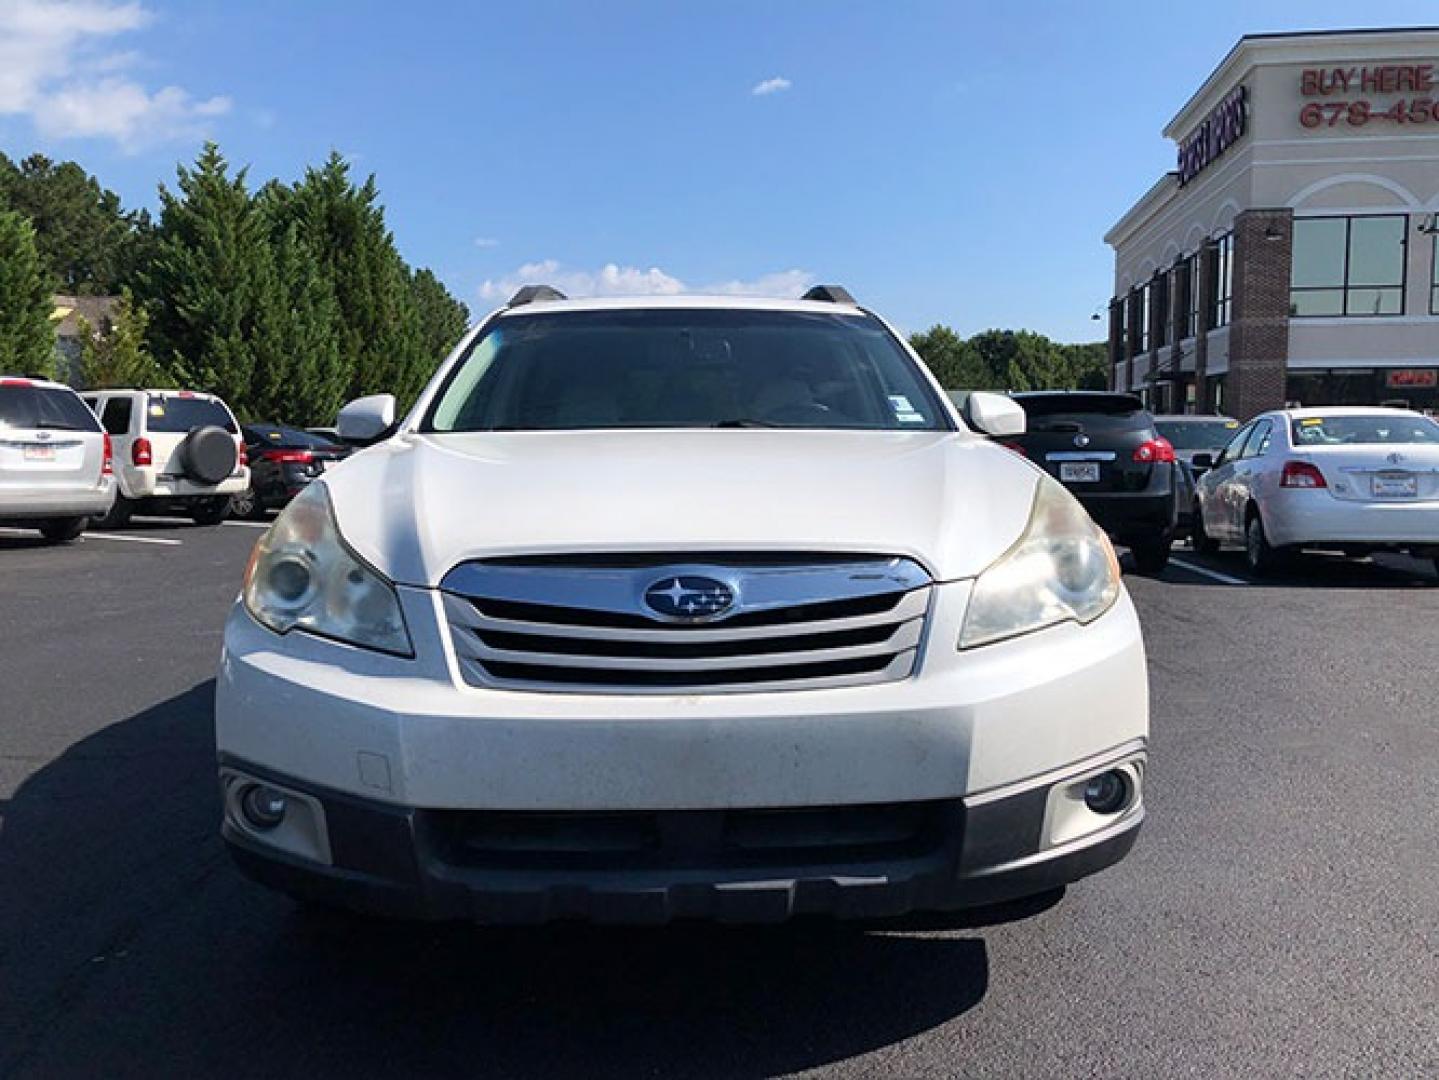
1290, 215, 1407, 317
1208, 234, 1233, 328
1432, 234, 1438, 315
1181, 254, 1199, 339
1155, 271, 1171, 348
1138, 283, 1152, 353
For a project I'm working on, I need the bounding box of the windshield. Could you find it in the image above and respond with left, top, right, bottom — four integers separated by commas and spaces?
0, 385, 102, 432
422, 309, 951, 432
1291, 414, 1439, 446
1014, 394, 1151, 434
1155, 419, 1241, 450
147, 395, 237, 433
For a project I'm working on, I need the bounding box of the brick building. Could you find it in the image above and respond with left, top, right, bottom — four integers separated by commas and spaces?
1104, 28, 1439, 419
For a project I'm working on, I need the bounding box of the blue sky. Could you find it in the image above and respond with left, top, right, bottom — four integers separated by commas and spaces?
3, 1, 1438, 341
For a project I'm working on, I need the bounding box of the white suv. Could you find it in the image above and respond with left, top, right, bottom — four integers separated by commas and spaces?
81, 389, 249, 527
0, 376, 116, 543
216, 287, 1149, 924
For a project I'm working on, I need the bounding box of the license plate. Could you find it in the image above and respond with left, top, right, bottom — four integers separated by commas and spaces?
1372, 472, 1417, 498
23, 445, 55, 461
1060, 461, 1101, 483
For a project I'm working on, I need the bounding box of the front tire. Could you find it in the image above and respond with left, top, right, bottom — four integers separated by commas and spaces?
190, 497, 230, 527
1129, 532, 1173, 574
90, 494, 135, 530
38, 516, 87, 544
1244, 510, 1289, 575
1190, 504, 1219, 554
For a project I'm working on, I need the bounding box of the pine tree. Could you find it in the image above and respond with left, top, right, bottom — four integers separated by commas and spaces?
78, 290, 165, 389
249, 221, 345, 425
265, 153, 429, 407
139, 143, 269, 408
411, 267, 470, 366
0, 208, 56, 378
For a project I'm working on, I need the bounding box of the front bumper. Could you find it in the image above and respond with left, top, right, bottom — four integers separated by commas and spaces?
220, 745, 1145, 924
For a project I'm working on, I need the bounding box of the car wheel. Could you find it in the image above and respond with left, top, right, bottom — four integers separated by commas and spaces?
1190, 504, 1218, 554
229, 488, 264, 520
38, 516, 87, 544
90, 495, 134, 530
1244, 510, 1288, 575
190, 497, 230, 527
1129, 533, 1173, 574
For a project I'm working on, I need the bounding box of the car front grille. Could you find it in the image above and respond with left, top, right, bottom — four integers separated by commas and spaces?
439, 554, 933, 694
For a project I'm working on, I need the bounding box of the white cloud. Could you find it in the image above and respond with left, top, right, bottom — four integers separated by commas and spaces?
751, 76, 791, 97
0, 0, 230, 150
478, 261, 813, 303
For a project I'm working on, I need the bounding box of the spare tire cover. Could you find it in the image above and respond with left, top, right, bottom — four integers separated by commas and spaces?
178, 425, 238, 485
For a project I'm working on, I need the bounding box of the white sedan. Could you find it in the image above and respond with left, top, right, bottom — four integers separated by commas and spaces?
1191, 406, 1439, 574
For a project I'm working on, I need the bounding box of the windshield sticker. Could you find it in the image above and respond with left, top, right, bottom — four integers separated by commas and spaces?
1225, 420, 1240, 428
888, 395, 913, 413
1300, 418, 1324, 426
149, 404, 165, 417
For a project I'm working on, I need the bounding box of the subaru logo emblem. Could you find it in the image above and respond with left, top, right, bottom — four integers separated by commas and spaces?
1387, 451, 1405, 464
1073, 433, 1090, 448
35, 431, 52, 441
644, 575, 736, 622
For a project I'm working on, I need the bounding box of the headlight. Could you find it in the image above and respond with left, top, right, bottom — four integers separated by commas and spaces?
242, 483, 412, 656
959, 475, 1121, 649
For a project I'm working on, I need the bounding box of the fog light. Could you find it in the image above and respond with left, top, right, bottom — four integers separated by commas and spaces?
1083, 770, 1130, 815
240, 784, 288, 830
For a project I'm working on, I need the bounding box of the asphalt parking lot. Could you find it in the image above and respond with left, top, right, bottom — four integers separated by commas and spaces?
1, 522, 1436, 1079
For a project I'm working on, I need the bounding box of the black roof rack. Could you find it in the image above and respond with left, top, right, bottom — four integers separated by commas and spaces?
507, 285, 568, 307
802, 285, 856, 304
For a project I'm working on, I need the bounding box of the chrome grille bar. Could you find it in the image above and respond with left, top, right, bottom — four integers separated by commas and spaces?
440, 555, 932, 694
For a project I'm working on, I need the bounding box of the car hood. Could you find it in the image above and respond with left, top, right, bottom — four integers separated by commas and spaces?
322, 430, 1041, 586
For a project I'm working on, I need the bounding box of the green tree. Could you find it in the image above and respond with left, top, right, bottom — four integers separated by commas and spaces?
248, 222, 346, 425
0, 208, 57, 378
411, 267, 470, 367
139, 143, 271, 407
263, 153, 427, 406
909, 325, 991, 390
77, 291, 166, 389
0, 152, 149, 294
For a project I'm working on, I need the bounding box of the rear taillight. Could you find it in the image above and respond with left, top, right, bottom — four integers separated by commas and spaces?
102, 433, 114, 475
260, 449, 314, 464
1280, 460, 1327, 489
998, 440, 1028, 458
132, 437, 152, 467
238, 438, 248, 467
1133, 436, 1176, 464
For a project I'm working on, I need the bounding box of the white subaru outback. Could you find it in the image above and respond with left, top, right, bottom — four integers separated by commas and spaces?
217, 286, 1149, 924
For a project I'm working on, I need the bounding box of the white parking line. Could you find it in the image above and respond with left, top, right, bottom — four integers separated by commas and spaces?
82, 532, 183, 546
1169, 557, 1248, 586
222, 521, 271, 530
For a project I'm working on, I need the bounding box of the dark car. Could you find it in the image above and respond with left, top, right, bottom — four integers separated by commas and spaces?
1153, 414, 1240, 534
229, 424, 351, 519
1007, 391, 1180, 573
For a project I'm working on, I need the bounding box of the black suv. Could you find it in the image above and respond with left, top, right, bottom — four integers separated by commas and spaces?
1007, 392, 1179, 573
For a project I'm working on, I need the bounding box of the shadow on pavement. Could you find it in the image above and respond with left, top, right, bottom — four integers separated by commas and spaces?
0, 681, 993, 1078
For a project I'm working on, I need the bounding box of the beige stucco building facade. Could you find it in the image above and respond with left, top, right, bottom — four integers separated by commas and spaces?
1105, 28, 1439, 419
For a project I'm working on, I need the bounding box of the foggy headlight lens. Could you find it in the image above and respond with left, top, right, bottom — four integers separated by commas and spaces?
243, 482, 412, 656
959, 475, 1121, 649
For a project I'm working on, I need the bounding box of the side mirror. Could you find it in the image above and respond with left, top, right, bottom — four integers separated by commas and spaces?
1192, 452, 1214, 470
337, 394, 397, 445
963, 391, 1026, 438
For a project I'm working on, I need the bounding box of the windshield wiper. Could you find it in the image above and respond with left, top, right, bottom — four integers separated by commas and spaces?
710, 419, 783, 429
